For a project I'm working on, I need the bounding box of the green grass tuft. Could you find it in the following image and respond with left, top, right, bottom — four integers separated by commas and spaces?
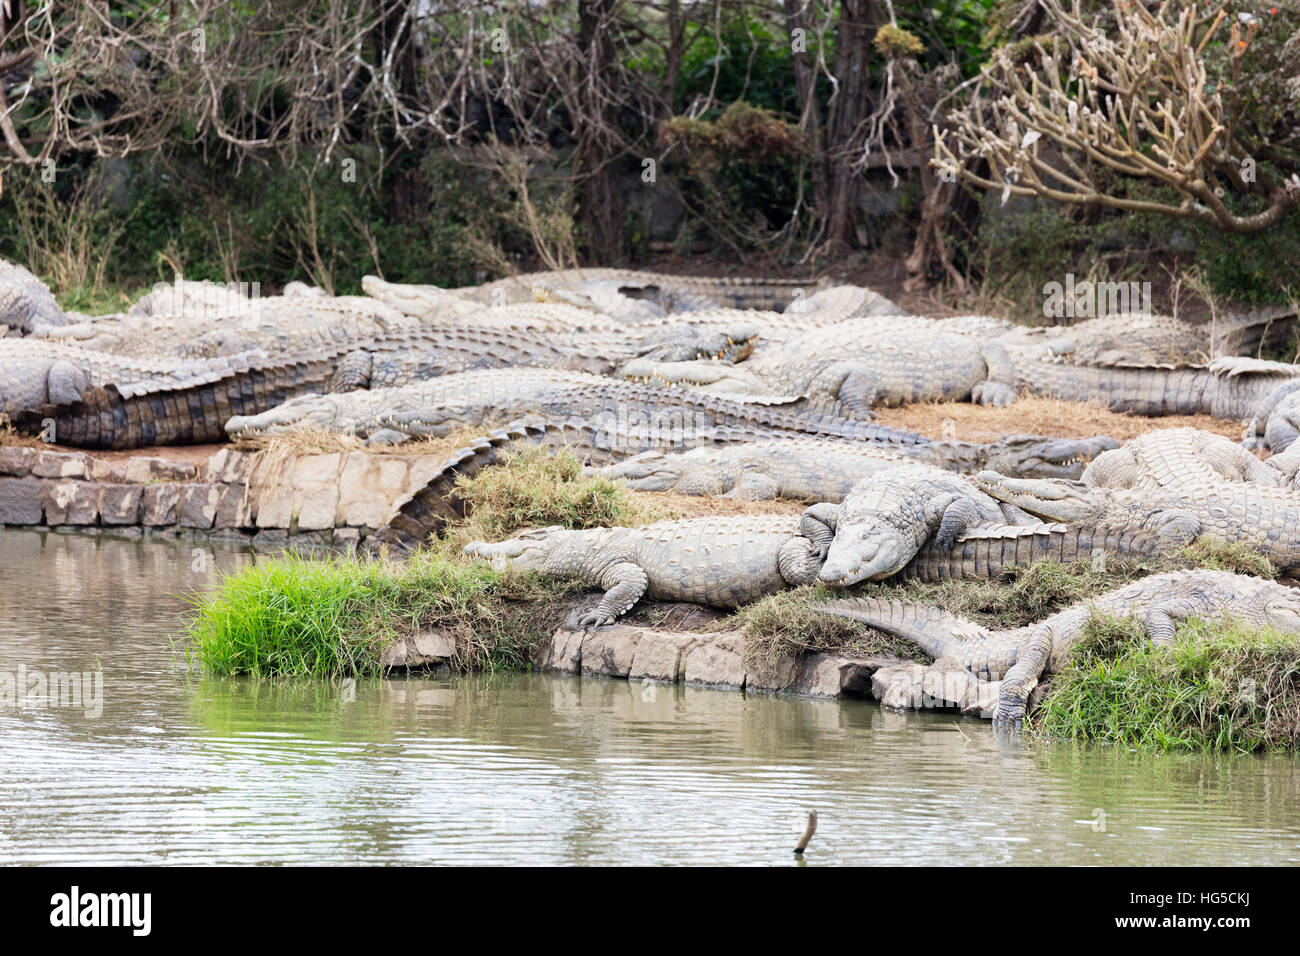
1033, 612, 1300, 752
186, 550, 579, 678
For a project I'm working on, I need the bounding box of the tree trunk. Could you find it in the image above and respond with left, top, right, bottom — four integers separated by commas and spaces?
784, 0, 827, 219
823, 0, 879, 252
576, 0, 625, 260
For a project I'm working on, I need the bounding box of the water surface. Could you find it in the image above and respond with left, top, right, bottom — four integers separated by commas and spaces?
1, 529, 1296, 865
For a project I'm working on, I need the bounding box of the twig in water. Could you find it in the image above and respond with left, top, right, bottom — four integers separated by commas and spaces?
793, 810, 817, 855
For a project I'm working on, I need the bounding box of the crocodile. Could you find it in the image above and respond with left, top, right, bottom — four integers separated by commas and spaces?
619, 315, 1021, 415
971, 468, 1300, 572
463, 514, 829, 624
0, 258, 68, 333
812, 570, 1300, 726
1082, 427, 1286, 488
13, 352, 338, 448
1014, 354, 1300, 419
1245, 379, 1300, 454
369, 269, 863, 316
895, 521, 1193, 583
223, 368, 927, 443
587, 433, 1119, 499
0, 338, 288, 414
800, 464, 1046, 586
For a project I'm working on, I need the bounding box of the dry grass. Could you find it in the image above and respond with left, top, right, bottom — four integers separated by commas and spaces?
231, 421, 508, 459
632, 492, 805, 520
872, 396, 1245, 443
0, 416, 43, 448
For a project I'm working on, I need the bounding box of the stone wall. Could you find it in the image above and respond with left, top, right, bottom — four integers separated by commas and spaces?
0, 444, 445, 551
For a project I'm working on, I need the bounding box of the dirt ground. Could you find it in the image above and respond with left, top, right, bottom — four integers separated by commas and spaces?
871, 396, 1247, 444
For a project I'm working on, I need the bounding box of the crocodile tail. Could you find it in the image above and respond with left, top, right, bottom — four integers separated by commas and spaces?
369, 421, 603, 553
895, 523, 1175, 583
811, 597, 987, 660
15, 354, 335, 449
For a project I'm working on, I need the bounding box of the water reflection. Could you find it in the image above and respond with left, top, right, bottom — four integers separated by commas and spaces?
0, 529, 1297, 865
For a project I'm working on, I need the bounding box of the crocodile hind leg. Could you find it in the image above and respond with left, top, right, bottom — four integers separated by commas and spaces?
992, 622, 1055, 730
971, 343, 1018, 406
578, 562, 650, 628
330, 350, 374, 392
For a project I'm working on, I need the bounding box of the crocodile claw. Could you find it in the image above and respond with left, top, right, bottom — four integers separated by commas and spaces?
973, 381, 1017, 407
578, 611, 616, 629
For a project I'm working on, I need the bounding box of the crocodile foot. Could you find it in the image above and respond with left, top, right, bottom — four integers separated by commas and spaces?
991, 694, 1025, 731
972, 381, 1017, 407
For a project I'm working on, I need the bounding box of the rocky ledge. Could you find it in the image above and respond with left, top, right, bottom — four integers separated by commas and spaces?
379, 599, 1001, 712
0, 444, 445, 551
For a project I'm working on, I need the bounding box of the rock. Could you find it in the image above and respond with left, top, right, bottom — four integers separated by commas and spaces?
580, 626, 643, 678
331, 527, 360, 554
682, 634, 747, 688
335, 453, 427, 528
204, 447, 256, 483
535, 628, 584, 674
789, 653, 891, 698
179, 483, 220, 529
251, 528, 289, 552
628, 630, 697, 682
142, 483, 183, 526
293, 455, 342, 529
124, 457, 195, 484
213, 483, 250, 529
31, 450, 88, 479
0, 447, 36, 476
744, 652, 800, 693
0, 477, 43, 524
99, 484, 142, 525
380, 640, 408, 668
251, 452, 339, 529
872, 662, 930, 710
84, 458, 127, 482
40, 481, 100, 524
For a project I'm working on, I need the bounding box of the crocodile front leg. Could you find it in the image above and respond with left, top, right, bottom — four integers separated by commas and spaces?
973, 343, 1018, 406
992, 622, 1054, 729
1142, 598, 1203, 647
930, 495, 986, 551
800, 502, 838, 560
777, 536, 823, 587
578, 561, 650, 628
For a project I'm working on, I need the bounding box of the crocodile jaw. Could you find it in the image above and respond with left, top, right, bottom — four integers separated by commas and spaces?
970, 471, 1099, 522
818, 530, 909, 586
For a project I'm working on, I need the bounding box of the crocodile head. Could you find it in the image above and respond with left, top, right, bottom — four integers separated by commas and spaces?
818, 522, 914, 586
618, 357, 770, 394
587, 452, 686, 492
463, 527, 567, 573
982, 434, 1121, 479
970, 471, 1106, 522
637, 323, 758, 365
1263, 590, 1300, 634
223, 393, 338, 437
588, 451, 733, 494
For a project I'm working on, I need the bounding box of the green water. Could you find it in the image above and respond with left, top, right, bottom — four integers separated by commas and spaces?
0, 529, 1297, 865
